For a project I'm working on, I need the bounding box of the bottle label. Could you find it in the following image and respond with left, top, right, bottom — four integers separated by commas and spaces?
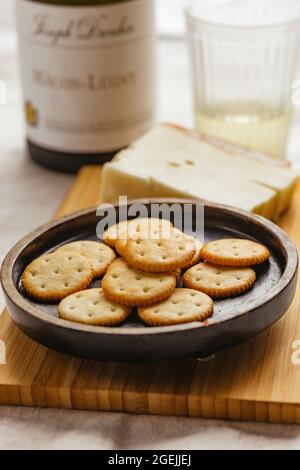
16, 0, 156, 153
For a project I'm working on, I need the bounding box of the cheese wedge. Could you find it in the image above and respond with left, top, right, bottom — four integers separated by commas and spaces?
100, 125, 299, 221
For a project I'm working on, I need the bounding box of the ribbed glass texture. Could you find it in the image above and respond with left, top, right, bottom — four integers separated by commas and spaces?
186, 0, 300, 159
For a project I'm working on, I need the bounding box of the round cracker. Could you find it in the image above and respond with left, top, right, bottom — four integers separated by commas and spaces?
115, 221, 174, 257
138, 288, 213, 326
126, 217, 173, 239
56, 240, 116, 278
183, 262, 256, 299
200, 239, 270, 267
103, 218, 173, 248
58, 288, 131, 326
125, 233, 196, 273
101, 258, 177, 307
103, 221, 130, 248
22, 252, 93, 302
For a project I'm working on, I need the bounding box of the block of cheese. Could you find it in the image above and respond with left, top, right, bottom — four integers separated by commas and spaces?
100, 124, 299, 221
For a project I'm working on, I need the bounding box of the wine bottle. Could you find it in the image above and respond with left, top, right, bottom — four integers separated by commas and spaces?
16, 0, 156, 172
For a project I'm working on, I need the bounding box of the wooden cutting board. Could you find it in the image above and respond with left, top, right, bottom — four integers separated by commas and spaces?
1, 165, 300, 423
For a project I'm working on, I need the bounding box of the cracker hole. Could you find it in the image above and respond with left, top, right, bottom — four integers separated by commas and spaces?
88, 313, 93, 318
93, 301, 99, 306
168, 161, 180, 168
135, 276, 142, 281
143, 287, 150, 293
196, 303, 202, 307
64, 283, 69, 288
67, 256, 73, 261
40, 284, 46, 289
139, 252, 145, 257
185, 160, 195, 166
154, 310, 159, 314
76, 294, 82, 299
112, 274, 119, 279
162, 255, 167, 260
172, 301, 178, 305
30, 272, 36, 277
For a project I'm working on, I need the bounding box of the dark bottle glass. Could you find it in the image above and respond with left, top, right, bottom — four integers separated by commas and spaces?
16, 0, 156, 172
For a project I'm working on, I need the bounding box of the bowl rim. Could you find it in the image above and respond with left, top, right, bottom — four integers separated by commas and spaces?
1, 198, 298, 336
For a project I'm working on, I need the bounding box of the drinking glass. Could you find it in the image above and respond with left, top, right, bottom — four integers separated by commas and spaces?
186, 0, 300, 159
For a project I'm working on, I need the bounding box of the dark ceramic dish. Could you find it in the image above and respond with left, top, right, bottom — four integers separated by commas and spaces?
1, 200, 298, 362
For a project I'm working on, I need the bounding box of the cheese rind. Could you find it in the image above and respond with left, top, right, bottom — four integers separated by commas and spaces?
100, 125, 299, 221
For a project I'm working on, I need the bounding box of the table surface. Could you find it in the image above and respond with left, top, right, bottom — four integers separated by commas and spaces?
1, 1, 300, 451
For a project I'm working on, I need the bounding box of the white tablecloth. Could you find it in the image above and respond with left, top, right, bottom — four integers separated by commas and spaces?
1, 1, 300, 451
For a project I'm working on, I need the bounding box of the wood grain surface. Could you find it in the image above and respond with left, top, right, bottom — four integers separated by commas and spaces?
1, 165, 300, 423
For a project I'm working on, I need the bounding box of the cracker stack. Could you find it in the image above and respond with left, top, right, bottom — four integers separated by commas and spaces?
21, 218, 270, 328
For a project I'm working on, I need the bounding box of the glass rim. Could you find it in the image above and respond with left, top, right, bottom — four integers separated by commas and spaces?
185, 4, 300, 33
